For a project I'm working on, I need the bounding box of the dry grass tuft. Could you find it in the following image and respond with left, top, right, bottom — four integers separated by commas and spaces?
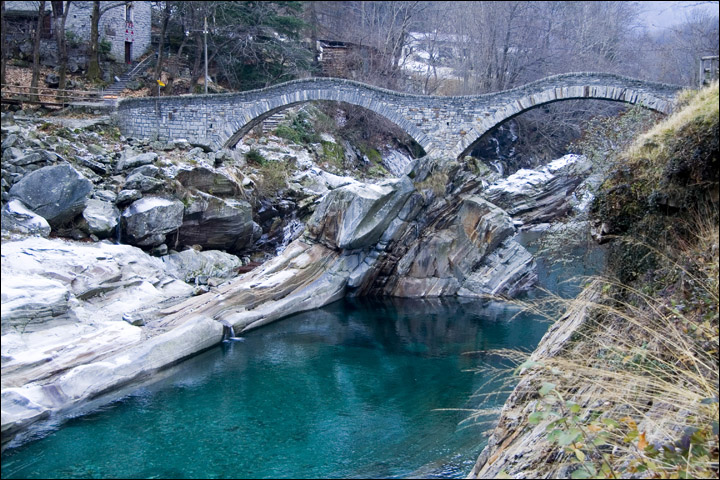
507, 205, 719, 478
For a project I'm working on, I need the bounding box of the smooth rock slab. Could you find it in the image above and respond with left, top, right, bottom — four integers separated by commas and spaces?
0, 275, 72, 331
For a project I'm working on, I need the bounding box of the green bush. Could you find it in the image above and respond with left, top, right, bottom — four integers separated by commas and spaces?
321, 141, 344, 169
274, 125, 302, 144
274, 110, 320, 144
245, 149, 267, 165
99, 38, 112, 58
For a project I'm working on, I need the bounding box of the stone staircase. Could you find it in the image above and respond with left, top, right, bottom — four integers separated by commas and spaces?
102, 56, 155, 104
262, 112, 286, 134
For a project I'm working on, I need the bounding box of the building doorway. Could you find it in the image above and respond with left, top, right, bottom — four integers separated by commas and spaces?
125, 41, 132, 64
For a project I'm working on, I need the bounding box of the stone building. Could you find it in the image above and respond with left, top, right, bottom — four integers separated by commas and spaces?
316, 39, 383, 80
4, 1, 152, 65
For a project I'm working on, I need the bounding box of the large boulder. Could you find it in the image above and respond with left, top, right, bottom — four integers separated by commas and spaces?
115, 152, 157, 172
177, 192, 257, 252
175, 166, 242, 197
1, 200, 51, 237
162, 249, 242, 284
121, 197, 184, 247
8, 164, 92, 227
82, 199, 120, 238
306, 176, 415, 250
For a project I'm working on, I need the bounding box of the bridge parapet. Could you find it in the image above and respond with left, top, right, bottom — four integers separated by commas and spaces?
116, 73, 683, 158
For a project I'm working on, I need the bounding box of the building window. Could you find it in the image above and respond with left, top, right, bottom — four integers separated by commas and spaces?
125, 3, 134, 23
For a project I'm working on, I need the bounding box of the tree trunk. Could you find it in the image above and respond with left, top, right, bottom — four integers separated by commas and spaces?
86, 1, 100, 81
308, 1, 319, 72
154, 1, 171, 91
1, 1, 6, 86
51, 1, 71, 99
31, 1, 47, 101
190, 32, 203, 91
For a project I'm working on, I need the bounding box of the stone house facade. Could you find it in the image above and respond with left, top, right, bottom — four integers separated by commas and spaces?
5, 1, 152, 65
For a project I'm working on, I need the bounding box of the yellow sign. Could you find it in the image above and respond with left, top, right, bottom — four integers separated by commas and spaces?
157, 80, 166, 87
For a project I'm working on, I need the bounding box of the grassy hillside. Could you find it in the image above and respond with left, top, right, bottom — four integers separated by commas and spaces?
476, 82, 718, 479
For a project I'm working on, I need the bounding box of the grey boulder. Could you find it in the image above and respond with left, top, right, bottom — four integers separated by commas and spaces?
121, 197, 184, 247
8, 164, 92, 227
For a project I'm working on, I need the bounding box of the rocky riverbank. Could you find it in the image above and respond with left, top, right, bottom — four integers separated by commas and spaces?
1, 108, 593, 450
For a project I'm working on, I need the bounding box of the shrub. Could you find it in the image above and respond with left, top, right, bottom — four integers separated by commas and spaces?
274, 109, 320, 145
274, 124, 302, 144
255, 160, 288, 198
245, 148, 267, 166
99, 38, 112, 58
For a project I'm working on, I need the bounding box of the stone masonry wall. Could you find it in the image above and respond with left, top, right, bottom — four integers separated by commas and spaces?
57, 1, 152, 64
116, 73, 682, 158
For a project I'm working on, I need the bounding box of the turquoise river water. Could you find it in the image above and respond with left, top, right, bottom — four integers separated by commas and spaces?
0, 232, 604, 479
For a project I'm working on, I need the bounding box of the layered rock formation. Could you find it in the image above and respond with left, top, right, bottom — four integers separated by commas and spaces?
485, 154, 592, 227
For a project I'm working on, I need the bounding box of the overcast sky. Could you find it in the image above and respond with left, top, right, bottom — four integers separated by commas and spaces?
637, 1, 720, 30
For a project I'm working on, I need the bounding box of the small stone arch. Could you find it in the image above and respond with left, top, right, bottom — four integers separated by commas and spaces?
453, 85, 676, 159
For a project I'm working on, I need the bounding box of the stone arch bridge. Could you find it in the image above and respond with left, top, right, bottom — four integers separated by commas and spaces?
115, 73, 682, 159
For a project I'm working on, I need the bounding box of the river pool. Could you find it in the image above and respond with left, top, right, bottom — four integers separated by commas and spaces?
1, 231, 603, 479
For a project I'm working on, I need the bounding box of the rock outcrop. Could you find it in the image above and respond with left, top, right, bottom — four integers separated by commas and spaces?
306, 177, 415, 250
485, 154, 591, 227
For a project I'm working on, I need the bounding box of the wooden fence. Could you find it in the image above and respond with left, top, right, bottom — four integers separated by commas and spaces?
0, 84, 103, 108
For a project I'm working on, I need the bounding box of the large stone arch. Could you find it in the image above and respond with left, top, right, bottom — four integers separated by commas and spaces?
452, 82, 677, 159
222, 96, 429, 151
